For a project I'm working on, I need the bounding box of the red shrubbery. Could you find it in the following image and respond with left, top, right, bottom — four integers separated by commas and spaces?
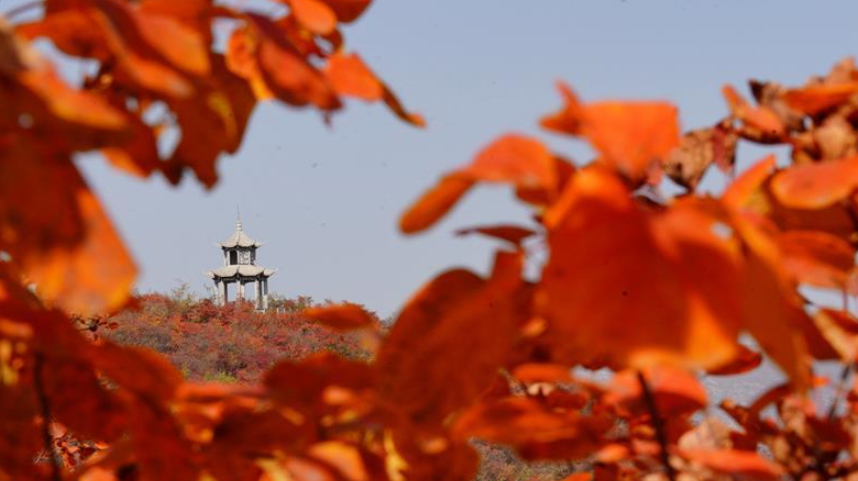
96, 288, 376, 383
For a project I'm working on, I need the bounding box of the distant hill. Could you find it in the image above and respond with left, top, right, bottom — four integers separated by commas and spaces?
99, 288, 377, 383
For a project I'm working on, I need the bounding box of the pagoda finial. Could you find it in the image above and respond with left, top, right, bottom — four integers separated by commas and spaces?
236, 205, 243, 231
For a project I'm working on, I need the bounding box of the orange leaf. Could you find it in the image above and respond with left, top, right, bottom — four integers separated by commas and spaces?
15, 9, 112, 61
452, 397, 608, 461
706, 344, 763, 376
25, 185, 136, 315
784, 82, 858, 116
722, 155, 777, 210
769, 155, 858, 209
733, 217, 814, 388
166, 54, 257, 187
723, 85, 786, 140
777, 230, 855, 288
540, 81, 584, 136
377, 252, 528, 426
324, 53, 384, 101
400, 135, 557, 234
43, 361, 127, 442
510, 363, 574, 384
543, 84, 679, 180
264, 352, 375, 415
94, 0, 209, 76
251, 16, 339, 110
461, 134, 557, 192
381, 83, 425, 127
811, 309, 858, 362
581, 101, 681, 180
0, 139, 135, 315
455, 224, 537, 247
318, 0, 373, 23
226, 26, 273, 100
606, 366, 708, 416
93, 343, 184, 401
681, 448, 785, 481
133, 9, 210, 76
290, 0, 338, 35
302, 303, 376, 330
306, 442, 369, 481
541, 168, 741, 370
399, 175, 474, 234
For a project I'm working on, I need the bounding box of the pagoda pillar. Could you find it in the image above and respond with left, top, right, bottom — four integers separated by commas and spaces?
214, 279, 222, 306
223, 281, 229, 303
262, 279, 269, 310
255, 280, 262, 310
237, 280, 245, 300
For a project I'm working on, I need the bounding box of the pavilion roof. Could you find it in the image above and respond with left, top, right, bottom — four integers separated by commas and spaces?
207, 265, 275, 279
219, 219, 262, 248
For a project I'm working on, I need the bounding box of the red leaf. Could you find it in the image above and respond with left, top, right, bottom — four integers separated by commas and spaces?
302, 303, 377, 331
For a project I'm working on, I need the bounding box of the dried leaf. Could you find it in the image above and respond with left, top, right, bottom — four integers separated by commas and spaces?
664, 122, 737, 190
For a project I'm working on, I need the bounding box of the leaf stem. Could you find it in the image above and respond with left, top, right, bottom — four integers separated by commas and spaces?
637, 370, 676, 481
33, 353, 61, 481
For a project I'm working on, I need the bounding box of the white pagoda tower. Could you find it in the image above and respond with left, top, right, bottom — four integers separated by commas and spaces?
207, 218, 275, 310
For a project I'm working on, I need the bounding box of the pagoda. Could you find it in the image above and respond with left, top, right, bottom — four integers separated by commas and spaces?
207, 218, 275, 311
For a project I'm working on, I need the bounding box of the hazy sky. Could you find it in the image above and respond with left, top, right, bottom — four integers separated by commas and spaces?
72, 0, 858, 317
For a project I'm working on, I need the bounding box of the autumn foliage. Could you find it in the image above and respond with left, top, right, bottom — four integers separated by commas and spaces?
4, 0, 858, 480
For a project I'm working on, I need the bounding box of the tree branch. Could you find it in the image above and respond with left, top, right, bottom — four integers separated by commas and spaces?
33, 353, 61, 481
637, 370, 676, 481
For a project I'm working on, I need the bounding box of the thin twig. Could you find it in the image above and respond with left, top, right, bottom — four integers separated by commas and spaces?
33, 353, 62, 481
637, 370, 676, 481
827, 362, 854, 421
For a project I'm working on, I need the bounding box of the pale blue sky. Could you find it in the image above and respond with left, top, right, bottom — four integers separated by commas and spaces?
70, 0, 858, 317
